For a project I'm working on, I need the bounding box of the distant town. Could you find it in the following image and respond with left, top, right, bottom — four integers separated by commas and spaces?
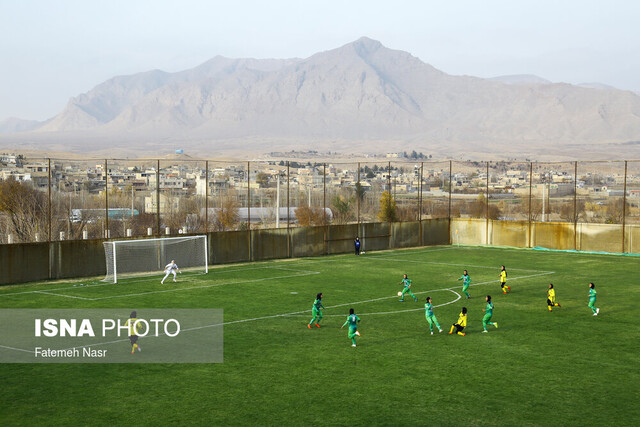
0, 151, 638, 243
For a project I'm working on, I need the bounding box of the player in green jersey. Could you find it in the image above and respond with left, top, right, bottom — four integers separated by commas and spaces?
458, 269, 471, 299
588, 283, 600, 316
341, 308, 361, 347
424, 296, 443, 335
482, 295, 498, 333
399, 274, 418, 302
308, 293, 325, 328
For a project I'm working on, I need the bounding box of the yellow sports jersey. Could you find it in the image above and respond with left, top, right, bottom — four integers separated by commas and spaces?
547, 288, 556, 302
456, 312, 467, 327
500, 271, 507, 283
126, 318, 139, 336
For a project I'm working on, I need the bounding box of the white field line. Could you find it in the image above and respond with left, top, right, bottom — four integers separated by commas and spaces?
33, 291, 94, 301
0, 265, 322, 299
284, 289, 463, 317
0, 246, 452, 299
0, 344, 34, 354
90, 270, 321, 301
366, 255, 553, 273
0, 270, 552, 354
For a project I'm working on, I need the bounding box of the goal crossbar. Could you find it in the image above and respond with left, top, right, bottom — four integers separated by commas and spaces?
103, 235, 208, 283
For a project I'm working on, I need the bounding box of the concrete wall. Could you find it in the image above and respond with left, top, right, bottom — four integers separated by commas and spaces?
450, 218, 632, 254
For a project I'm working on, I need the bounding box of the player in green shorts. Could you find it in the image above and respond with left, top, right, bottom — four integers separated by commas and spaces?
341, 308, 361, 347
588, 283, 600, 316
424, 296, 443, 335
482, 295, 498, 333
399, 274, 418, 302
307, 292, 325, 328
458, 269, 471, 299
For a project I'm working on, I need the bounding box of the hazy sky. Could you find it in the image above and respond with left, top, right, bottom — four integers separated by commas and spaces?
1, 0, 639, 121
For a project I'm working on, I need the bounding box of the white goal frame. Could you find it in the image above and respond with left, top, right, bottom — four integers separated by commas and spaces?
103, 235, 208, 283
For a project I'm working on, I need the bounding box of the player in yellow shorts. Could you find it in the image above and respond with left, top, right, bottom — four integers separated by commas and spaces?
449, 307, 467, 336
499, 265, 510, 294
547, 283, 561, 311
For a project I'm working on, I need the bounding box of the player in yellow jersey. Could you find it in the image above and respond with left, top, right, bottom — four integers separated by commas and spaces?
499, 265, 510, 294
449, 307, 467, 336
125, 311, 142, 354
547, 283, 561, 311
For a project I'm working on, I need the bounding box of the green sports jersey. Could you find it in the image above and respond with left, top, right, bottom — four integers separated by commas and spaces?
589, 288, 597, 299
425, 302, 434, 317
459, 275, 471, 286
402, 278, 412, 288
342, 314, 360, 329
485, 301, 493, 316
313, 298, 324, 310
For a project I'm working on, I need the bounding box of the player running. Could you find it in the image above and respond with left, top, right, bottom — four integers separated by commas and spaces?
482, 295, 498, 333
308, 293, 325, 328
424, 296, 443, 335
161, 260, 181, 284
588, 283, 600, 316
547, 283, 561, 312
341, 308, 361, 347
458, 269, 471, 299
399, 274, 418, 302
125, 311, 141, 354
499, 265, 510, 294
449, 307, 468, 336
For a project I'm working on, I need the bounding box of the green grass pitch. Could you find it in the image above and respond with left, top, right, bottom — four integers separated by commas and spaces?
0, 245, 639, 426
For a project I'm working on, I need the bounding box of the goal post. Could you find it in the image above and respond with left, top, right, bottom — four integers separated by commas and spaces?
103, 235, 209, 283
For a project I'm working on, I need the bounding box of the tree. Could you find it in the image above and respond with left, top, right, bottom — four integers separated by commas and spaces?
605, 198, 628, 224
559, 200, 586, 223
214, 193, 239, 231
377, 191, 398, 222
0, 177, 48, 242
354, 182, 366, 202
295, 206, 325, 226
256, 172, 269, 188
332, 195, 354, 224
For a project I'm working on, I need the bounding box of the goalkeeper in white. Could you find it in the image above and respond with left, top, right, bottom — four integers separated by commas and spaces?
161, 260, 181, 284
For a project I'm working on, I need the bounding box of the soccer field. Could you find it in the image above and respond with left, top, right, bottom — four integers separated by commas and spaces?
0, 245, 638, 426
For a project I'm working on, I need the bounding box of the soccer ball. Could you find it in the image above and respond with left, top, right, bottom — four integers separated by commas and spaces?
361, 251, 365, 254
397, 291, 403, 297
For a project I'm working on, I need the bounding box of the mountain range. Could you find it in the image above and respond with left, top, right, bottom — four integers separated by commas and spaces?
1, 37, 640, 160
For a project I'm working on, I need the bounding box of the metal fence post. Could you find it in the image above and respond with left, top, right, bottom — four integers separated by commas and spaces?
287, 161, 290, 258
622, 160, 628, 253
528, 162, 533, 247
48, 158, 52, 279
156, 160, 160, 236
574, 161, 578, 250
247, 161, 251, 231
357, 162, 361, 229
419, 162, 423, 244
205, 160, 209, 233
448, 160, 452, 244
105, 159, 109, 239
323, 162, 327, 255
486, 161, 489, 245
323, 163, 327, 225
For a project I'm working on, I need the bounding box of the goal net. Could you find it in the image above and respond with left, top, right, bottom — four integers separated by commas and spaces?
103, 235, 208, 283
